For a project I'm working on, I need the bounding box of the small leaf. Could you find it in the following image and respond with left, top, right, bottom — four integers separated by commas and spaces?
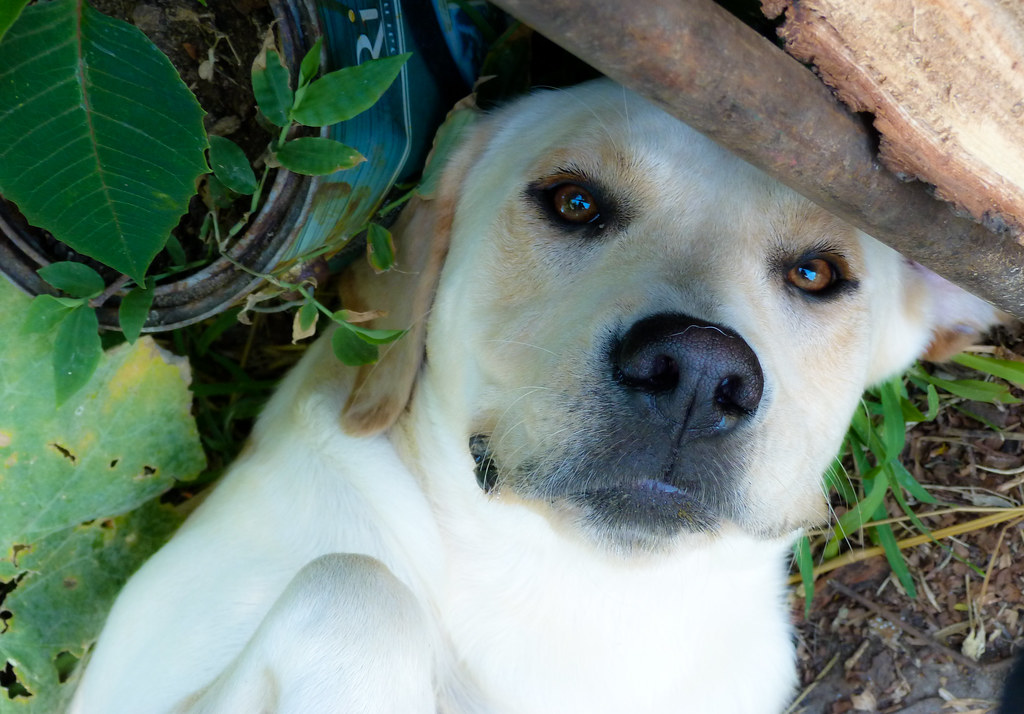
163, 234, 187, 266
878, 378, 905, 461
331, 325, 378, 366
0, 0, 29, 41
21, 295, 78, 335
332, 315, 405, 344
208, 136, 257, 195
890, 460, 938, 505
926, 374, 1019, 404
366, 223, 395, 273
291, 53, 411, 127
53, 305, 102, 405
252, 47, 293, 127
275, 137, 366, 176
873, 522, 917, 598
292, 302, 319, 343
953, 352, 1024, 388
417, 108, 477, 197
119, 285, 155, 344
299, 37, 323, 87
794, 535, 815, 617
37, 262, 105, 298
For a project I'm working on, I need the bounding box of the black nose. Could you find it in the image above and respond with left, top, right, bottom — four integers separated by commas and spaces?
613, 313, 764, 433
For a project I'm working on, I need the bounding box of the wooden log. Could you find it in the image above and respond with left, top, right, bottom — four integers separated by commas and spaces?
763, 0, 1024, 239
490, 0, 1024, 318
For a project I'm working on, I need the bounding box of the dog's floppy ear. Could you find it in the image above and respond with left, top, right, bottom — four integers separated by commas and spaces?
339, 109, 486, 436
866, 251, 1012, 384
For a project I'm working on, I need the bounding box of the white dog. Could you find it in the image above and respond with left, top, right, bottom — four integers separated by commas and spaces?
70, 80, 1003, 714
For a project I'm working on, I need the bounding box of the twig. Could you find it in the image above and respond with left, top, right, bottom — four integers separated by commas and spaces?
89, 273, 132, 309
782, 652, 840, 714
791, 508, 1024, 582
827, 580, 982, 670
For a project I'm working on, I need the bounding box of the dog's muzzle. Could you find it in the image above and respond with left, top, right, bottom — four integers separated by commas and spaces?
613, 313, 764, 435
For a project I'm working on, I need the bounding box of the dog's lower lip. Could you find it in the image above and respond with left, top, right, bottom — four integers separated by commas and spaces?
637, 479, 681, 495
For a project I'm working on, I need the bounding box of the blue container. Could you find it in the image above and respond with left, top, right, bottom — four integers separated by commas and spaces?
278, 0, 491, 260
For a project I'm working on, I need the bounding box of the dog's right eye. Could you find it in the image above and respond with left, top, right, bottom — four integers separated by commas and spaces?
549, 184, 601, 225
529, 177, 611, 232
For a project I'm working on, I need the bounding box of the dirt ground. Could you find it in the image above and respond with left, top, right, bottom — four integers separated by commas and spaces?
790, 332, 1024, 713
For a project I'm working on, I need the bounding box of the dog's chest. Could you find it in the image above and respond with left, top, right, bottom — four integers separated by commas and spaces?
431, 526, 798, 714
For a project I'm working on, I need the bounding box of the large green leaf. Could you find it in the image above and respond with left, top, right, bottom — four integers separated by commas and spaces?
0, 279, 202, 706
0, 0, 208, 284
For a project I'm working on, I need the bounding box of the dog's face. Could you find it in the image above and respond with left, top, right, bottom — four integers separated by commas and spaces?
344, 80, 1001, 552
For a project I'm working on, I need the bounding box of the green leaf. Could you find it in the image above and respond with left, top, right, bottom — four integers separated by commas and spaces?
923, 384, 940, 420
37, 262, 105, 299
275, 137, 366, 176
331, 325, 379, 366
291, 53, 411, 127
252, 48, 292, 127
824, 458, 856, 505
925, 374, 1019, 404
332, 315, 405, 344
21, 295, 78, 335
890, 460, 938, 505
163, 234, 187, 266
872, 522, 917, 598
208, 136, 258, 195
878, 378, 905, 461
0, 0, 208, 284
54, 306, 103, 406
953, 352, 1024, 388
298, 301, 318, 331
0, 501, 183, 711
366, 223, 395, 273
827, 465, 887, 557
417, 107, 478, 197
118, 285, 155, 344
794, 535, 815, 617
0, 0, 29, 42
299, 37, 323, 87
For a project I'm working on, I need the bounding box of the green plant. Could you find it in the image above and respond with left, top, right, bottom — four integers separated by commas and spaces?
794, 351, 1024, 614
0, 1, 409, 404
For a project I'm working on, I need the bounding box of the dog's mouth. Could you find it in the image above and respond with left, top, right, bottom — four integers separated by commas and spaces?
469, 432, 724, 550
564, 476, 721, 549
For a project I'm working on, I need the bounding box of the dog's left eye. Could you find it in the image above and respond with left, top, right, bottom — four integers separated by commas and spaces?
786, 257, 839, 294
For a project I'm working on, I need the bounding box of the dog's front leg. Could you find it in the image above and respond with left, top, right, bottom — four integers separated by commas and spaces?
176, 553, 435, 714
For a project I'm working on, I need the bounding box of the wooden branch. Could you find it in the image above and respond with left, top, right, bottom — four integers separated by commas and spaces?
765, 0, 1024, 239
490, 0, 1024, 318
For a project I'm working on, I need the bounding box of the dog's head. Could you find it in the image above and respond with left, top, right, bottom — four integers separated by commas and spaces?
341, 80, 1005, 552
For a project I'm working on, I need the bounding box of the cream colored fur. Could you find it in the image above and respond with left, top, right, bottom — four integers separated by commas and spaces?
69, 80, 1003, 714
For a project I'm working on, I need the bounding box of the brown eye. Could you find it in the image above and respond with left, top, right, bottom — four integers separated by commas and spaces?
551, 184, 600, 224
787, 257, 837, 293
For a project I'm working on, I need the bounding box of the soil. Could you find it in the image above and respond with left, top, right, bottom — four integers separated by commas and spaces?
791, 329, 1024, 713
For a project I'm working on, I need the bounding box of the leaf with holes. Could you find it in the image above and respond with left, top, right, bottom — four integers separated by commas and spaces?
0, 501, 182, 711
0, 0, 208, 283
0, 283, 203, 547
0, 279, 202, 706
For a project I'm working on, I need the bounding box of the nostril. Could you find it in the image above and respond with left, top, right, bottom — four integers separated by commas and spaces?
646, 354, 680, 393
617, 352, 680, 393
715, 376, 749, 414
715, 369, 764, 414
